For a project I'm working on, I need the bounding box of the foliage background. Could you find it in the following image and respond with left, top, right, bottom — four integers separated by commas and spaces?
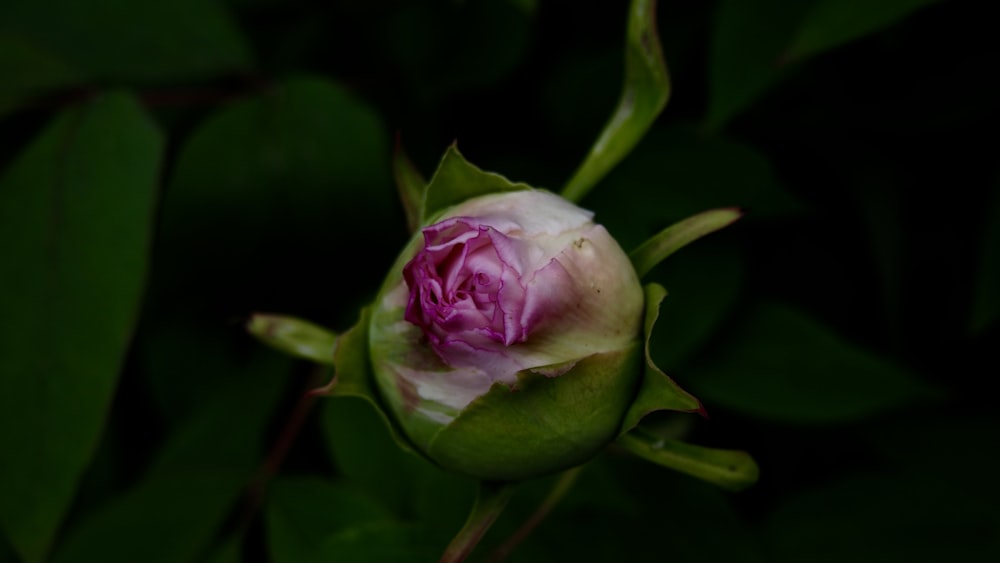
1, 0, 998, 561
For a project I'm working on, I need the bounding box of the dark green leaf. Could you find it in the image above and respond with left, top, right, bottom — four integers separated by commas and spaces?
0, 34, 83, 116
50, 353, 290, 563
0, 92, 162, 563
322, 396, 427, 516
783, 0, 940, 63
0, 0, 251, 89
684, 302, 945, 423
763, 421, 1000, 563
393, 142, 427, 234
707, 0, 940, 131
705, 0, 809, 133
584, 126, 803, 251
616, 426, 758, 491
421, 144, 529, 225
647, 243, 744, 369
203, 537, 242, 563
629, 208, 742, 278
619, 283, 703, 435
266, 476, 395, 563
970, 178, 1000, 333
562, 0, 670, 202
247, 313, 338, 366
383, 0, 531, 99
317, 522, 441, 563
158, 75, 393, 319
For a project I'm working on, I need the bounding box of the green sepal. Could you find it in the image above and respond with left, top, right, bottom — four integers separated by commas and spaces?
427, 343, 642, 482
561, 0, 671, 203
246, 313, 339, 366
616, 425, 759, 491
322, 308, 419, 455
392, 139, 426, 234
421, 143, 530, 226
629, 208, 743, 279
618, 283, 703, 435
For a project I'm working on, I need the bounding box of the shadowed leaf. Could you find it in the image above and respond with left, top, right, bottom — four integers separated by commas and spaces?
0, 92, 162, 563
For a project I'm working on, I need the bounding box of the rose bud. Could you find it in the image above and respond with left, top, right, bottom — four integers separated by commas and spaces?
369, 189, 645, 480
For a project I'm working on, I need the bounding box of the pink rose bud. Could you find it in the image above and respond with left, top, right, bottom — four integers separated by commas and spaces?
370, 189, 645, 480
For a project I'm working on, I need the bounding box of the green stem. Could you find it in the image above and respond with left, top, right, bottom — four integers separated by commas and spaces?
440, 481, 516, 563
485, 466, 583, 562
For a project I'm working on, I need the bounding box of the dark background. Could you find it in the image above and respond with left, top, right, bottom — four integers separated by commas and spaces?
2, 0, 998, 561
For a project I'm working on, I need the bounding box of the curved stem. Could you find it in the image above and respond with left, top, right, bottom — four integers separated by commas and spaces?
440, 481, 516, 563
485, 466, 583, 563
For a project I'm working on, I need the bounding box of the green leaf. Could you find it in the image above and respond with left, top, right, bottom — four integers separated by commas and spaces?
705, 0, 809, 133
783, 0, 940, 63
647, 243, 744, 370
970, 178, 1000, 333
50, 353, 290, 563
763, 415, 1000, 563
616, 426, 759, 492
0, 33, 83, 116
629, 208, 742, 278
561, 0, 670, 202
619, 284, 703, 434
421, 144, 529, 225
393, 141, 427, 234
314, 309, 415, 456
684, 302, 945, 424
157, 75, 393, 319
317, 522, 441, 563
0, 0, 251, 89
247, 313, 339, 366
428, 344, 642, 481
440, 481, 516, 563
0, 92, 162, 563
583, 125, 803, 251
266, 477, 395, 563
706, 0, 940, 132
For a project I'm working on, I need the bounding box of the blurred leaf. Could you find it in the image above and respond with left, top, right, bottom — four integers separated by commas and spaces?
705, 0, 809, 133
393, 142, 427, 234
247, 313, 338, 366
51, 353, 290, 563
852, 169, 905, 344
203, 537, 242, 563
620, 284, 703, 434
585, 126, 803, 251
383, 0, 531, 99
421, 143, 529, 225
0, 34, 83, 116
648, 242, 745, 369
970, 178, 1000, 333
440, 482, 515, 563
0, 92, 162, 563
317, 522, 441, 563
763, 415, 1000, 563
684, 302, 944, 424
616, 426, 759, 492
322, 397, 426, 516
562, 0, 670, 202
706, 0, 939, 131
629, 208, 742, 278
266, 476, 394, 563
0, 0, 251, 94
159, 76, 393, 318
783, 0, 940, 63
